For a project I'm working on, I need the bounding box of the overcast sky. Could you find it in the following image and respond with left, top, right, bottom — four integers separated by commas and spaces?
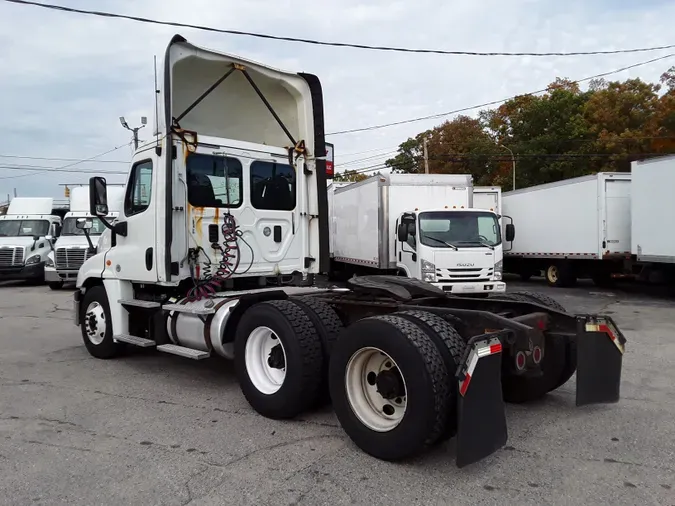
0, 0, 673, 201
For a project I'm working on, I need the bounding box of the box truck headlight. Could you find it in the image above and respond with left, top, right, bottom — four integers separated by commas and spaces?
421, 259, 437, 282
26, 254, 42, 265
494, 259, 503, 281
45, 256, 54, 268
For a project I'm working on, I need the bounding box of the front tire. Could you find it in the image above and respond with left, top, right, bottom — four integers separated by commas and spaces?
234, 300, 323, 419
329, 315, 451, 461
49, 281, 64, 290
80, 285, 123, 359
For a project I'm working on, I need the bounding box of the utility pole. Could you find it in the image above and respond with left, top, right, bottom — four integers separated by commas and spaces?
423, 137, 430, 174
499, 144, 516, 190
119, 116, 147, 150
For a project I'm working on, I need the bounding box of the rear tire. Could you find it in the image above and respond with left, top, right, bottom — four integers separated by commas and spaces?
289, 296, 344, 405
545, 263, 576, 287
80, 285, 123, 359
506, 291, 566, 312
234, 300, 323, 419
395, 310, 465, 440
329, 315, 451, 460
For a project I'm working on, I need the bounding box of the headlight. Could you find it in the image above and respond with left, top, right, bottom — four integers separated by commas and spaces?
494, 259, 503, 280
45, 257, 54, 268
26, 254, 42, 265
421, 259, 437, 282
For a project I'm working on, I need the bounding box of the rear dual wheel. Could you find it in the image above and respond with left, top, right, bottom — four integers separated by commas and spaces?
329, 312, 466, 461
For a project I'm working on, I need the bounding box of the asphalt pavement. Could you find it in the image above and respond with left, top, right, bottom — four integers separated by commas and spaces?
0, 278, 674, 506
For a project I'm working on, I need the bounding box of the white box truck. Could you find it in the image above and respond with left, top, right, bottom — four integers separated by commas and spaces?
631, 155, 675, 283
0, 197, 62, 283
473, 186, 502, 215
70, 34, 626, 467
502, 172, 631, 287
45, 186, 125, 289
328, 174, 510, 295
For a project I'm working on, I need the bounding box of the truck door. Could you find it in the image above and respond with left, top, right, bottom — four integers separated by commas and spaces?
105, 153, 158, 283
603, 179, 631, 255
396, 215, 419, 278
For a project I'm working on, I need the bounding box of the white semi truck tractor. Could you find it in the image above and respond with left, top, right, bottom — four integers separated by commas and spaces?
73, 34, 626, 467
0, 197, 62, 283
45, 186, 124, 289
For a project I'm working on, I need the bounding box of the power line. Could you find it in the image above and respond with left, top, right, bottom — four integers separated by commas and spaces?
328, 52, 675, 136
0, 142, 132, 180
5, 0, 675, 58
0, 154, 128, 163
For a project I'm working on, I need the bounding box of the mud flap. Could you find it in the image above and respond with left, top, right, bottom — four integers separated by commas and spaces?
455, 334, 508, 468
576, 316, 626, 406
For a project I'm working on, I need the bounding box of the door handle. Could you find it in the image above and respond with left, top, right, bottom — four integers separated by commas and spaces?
145, 248, 153, 271
273, 225, 282, 243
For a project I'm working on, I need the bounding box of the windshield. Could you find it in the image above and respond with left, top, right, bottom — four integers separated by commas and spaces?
62, 217, 107, 236
0, 219, 50, 237
418, 211, 501, 248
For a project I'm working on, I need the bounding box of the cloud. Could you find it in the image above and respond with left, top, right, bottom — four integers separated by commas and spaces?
0, 0, 673, 199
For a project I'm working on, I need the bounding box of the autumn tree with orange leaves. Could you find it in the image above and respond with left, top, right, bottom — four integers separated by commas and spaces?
386, 68, 675, 189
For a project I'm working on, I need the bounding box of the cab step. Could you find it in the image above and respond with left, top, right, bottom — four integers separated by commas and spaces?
118, 299, 162, 309
156, 344, 210, 360
113, 334, 156, 347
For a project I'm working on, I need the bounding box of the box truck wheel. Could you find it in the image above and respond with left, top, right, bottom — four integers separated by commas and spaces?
289, 296, 344, 405
395, 310, 466, 441
48, 281, 64, 290
80, 285, 123, 359
329, 315, 451, 461
545, 263, 576, 287
234, 300, 323, 419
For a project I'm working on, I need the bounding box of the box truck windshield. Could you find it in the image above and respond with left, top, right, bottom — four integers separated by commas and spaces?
0, 220, 50, 237
61, 217, 108, 236
419, 211, 501, 249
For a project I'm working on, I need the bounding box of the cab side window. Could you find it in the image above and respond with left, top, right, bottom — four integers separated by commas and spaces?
125, 161, 153, 216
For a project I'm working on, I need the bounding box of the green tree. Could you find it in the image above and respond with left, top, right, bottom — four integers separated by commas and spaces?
333, 169, 368, 183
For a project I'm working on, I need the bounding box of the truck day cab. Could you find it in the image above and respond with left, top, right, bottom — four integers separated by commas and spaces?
74, 34, 626, 466
0, 197, 61, 283
45, 186, 125, 289
328, 174, 511, 296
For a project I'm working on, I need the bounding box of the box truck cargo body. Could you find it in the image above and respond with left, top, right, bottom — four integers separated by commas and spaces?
502, 172, 631, 287
329, 174, 508, 295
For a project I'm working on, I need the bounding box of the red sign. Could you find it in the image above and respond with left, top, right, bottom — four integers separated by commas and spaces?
325, 142, 334, 178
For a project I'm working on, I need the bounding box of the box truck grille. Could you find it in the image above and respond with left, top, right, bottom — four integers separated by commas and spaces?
55, 248, 94, 270
0, 247, 24, 267
437, 267, 494, 283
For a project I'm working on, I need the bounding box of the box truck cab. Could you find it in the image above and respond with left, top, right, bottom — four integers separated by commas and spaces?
0, 197, 61, 283
45, 186, 124, 289
396, 207, 513, 295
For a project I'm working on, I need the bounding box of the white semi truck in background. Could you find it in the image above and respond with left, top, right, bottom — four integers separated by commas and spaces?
71, 34, 625, 467
502, 172, 631, 287
45, 186, 125, 290
0, 197, 62, 283
328, 174, 511, 296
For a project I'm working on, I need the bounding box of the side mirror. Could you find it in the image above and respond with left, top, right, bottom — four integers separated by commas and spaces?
505, 223, 515, 242
89, 176, 109, 216
76, 217, 94, 230
32, 235, 40, 241
54, 224, 62, 237
408, 221, 417, 237
397, 223, 407, 242
45, 235, 53, 242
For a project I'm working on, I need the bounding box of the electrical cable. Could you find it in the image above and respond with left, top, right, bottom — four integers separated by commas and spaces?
5, 0, 675, 58
327, 52, 675, 136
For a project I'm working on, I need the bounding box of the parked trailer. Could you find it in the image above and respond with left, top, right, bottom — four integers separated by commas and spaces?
631, 156, 675, 283
502, 173, 631, 287
329, 174, 508, 296
74, 34, 626, 467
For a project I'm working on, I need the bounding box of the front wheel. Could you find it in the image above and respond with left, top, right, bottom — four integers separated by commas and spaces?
49, 281, 64, 290
329, 315, 451, 461
80, 285, 123, 359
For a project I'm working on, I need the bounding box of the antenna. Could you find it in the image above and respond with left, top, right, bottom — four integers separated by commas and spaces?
154, 55, 160, 148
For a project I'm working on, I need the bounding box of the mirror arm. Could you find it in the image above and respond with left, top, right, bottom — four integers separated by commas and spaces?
83, 229, 96, 254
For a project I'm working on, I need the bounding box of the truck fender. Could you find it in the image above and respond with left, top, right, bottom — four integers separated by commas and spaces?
397, 266, 412, 278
